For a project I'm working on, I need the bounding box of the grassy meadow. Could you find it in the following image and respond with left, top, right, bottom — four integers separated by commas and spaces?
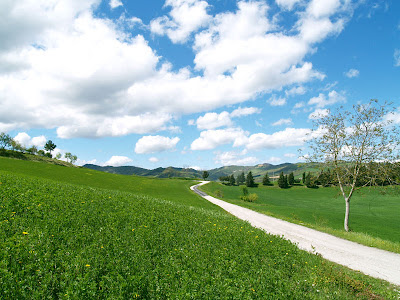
0, 157, 399, 298
200, 182, 400, 253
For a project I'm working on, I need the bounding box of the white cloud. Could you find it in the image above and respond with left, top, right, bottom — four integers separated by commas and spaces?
276, 0, 302, 11
344, 68, 360, 78
195, 111, 233, 130
267, 156, 281, 163
194, 107, 261, 130
285, 86, 306, 97
308, 90, 346, 108
308, 108, 329, 119
230, 107, 262, 118
214, 151, 258, 166
109, 0, 123, 9
284, 153, 297, 158
0, 0, 354, 139
149, 157, 159, 163
272, 118, 293, 126
135, 135, 180, 154
268, 95, 287, 106
105, 156, 132, 167
394, 49, 400, 67
245, 128, 311, 150
14, 132, 47, 148
190, 128, 248, 150
150, 0, 211, 43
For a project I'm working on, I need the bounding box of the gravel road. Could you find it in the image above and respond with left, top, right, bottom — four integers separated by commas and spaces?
191, 181, 400, 286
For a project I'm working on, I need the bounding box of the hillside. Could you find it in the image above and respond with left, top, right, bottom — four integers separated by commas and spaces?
83, 162, 320, 181
0, 156, 398, 298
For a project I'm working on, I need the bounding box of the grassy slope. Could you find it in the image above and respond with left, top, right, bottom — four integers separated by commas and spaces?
0, 158, 399, 298
200, 182, 400, 253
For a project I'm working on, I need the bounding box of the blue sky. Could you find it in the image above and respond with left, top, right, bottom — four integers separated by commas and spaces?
1, 0, 399, 170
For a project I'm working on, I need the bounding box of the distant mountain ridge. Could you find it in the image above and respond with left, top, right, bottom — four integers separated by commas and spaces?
83, 162, 316, 181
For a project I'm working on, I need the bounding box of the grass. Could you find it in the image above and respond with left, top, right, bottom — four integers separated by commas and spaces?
200, 182, 400, 253
0, 158, 399, 298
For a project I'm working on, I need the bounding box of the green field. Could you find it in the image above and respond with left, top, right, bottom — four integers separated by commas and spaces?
200, 182, 400, 253
0, 157, 399, 298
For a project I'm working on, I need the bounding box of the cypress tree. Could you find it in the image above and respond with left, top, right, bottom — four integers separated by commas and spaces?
288, 172, 295, 185
262, 173, 271, 185
246, 171, 255, 187
278, 172, 288, 188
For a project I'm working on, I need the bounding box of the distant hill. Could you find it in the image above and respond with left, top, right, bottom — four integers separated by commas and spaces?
83, 162, 319, 181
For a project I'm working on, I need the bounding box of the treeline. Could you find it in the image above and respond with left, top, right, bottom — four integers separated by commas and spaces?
0, 132, 78, 164
219, 171, 257, 187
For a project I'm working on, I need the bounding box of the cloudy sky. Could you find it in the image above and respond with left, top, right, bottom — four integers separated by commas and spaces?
1, 0, 399, 169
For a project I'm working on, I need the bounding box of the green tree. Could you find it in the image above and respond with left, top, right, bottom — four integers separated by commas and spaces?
202, 171, 209, 180
65, 152, 78, 164
245, 171, 255, 187
237, 172, 245, 185
229, 174, 236, 186
302, 172, 306, 184
305, 172, 317, 188
26, 146, 38, 155
55, 153, 62, 160
278, 172, 288, 188
262, 173, 271, 185
288, 172, 295, 185
305, 99, 400, 231
44, 140, 56, 155
0, 132, 12, 149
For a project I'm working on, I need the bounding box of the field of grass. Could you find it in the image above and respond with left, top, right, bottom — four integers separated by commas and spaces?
200, 182, 400, 253
1, 158, 399, 298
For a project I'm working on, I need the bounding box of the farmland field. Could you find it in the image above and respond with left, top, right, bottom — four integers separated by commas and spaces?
200, 182, 400, 253
0, 158, 399, 298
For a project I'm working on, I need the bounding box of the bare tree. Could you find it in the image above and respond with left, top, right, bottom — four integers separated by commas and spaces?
305, 99, 400, 231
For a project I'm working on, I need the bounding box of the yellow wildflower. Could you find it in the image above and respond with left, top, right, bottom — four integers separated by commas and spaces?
23, 232, 28, 235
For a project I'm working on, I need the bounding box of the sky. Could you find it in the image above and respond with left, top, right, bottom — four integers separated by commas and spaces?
1, 0, 399, 170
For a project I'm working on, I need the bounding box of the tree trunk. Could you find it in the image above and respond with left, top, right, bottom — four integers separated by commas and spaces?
344, 198, 350, 232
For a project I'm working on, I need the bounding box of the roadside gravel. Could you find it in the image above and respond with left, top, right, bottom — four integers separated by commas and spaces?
191, 181, 400, 286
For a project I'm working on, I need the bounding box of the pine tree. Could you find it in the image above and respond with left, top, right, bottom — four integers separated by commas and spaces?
288, 172, 295, 185
237, 172, 245, 185
229, 174, 236, 186
246, 171, 255, 187
278, 172, 288, 188
302, 172, 306, 184
262, 173, 271, 185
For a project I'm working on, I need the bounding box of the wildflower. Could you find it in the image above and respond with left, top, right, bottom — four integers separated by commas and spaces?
23, 232, 28, 235
132, 229, 135, 231
85, 264, 90, 267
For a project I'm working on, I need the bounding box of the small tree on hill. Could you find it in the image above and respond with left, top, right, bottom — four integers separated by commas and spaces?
0, 132, 12, 149
262, 173, 271, 185
44, 140, 56, 156
246, 171, 255, 187
278, 172, 288, 188
288, 172, 295, 186
65, 152, 78, 164
202, 171, 209, 180
305, 99, 400, 231
237, 172, 245, 185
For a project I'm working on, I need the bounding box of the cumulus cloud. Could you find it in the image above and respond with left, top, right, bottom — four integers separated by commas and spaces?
308, 90, 345, 108
149, 157, 159, 163
150, 0, 211, 43
135, 135, 180, 154
268, 95, 287, 107
394, 49, 400, 67
194, 107, 261, 130
0, 0, 354, 139
109, 0, 123, 9
13, 132, 47, 148
267, 156, 282, 163
272, 118, 293, 126
245, 128, 311, 150
105, 155, 133, 167
344, 68, 360, 78
190, 128, 248, 150
285, 86, 306, 97
214, 151, 258, 166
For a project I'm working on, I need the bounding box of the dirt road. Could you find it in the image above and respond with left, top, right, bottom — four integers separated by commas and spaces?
191, 181, 400, 286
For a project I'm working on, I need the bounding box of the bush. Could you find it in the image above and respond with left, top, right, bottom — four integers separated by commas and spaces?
241, 193, 258, 202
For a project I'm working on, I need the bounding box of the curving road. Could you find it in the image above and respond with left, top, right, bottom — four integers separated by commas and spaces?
191, 181, 400, 286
